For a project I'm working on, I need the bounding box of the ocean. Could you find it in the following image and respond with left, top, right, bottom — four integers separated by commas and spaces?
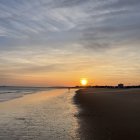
0, 86, 52, 102
0, 88, 80, 140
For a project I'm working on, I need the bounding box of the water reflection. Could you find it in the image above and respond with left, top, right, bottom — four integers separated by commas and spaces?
0, 89, 80, 140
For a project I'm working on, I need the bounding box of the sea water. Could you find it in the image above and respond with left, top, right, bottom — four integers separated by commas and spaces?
0, 86, 51, 102
0, 88, 80, 140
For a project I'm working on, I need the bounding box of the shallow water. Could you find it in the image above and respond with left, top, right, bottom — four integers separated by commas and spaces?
0, 89, 80, 140
0, 86, 51, 102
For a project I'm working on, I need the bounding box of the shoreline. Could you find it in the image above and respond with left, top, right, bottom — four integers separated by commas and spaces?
0, 89, 68, 106
0, 89, 79, 139
74, 88, 140, 140
0, 88, 55, 103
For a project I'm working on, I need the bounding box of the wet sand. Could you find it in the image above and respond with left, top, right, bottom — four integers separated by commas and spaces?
74, 88, 140, 140
0, 89, 79, 140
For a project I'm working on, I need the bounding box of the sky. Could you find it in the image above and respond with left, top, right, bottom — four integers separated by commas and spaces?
0, 0, 140, 86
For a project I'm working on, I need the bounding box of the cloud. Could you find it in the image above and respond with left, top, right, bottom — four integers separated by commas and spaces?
0, 0, 140, 50
101, 0, 140, 9
0, 0, 140, 85
48, 0, 87, 8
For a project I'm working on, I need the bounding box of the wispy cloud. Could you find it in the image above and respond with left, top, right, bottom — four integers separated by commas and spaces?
0, 0, 140, 85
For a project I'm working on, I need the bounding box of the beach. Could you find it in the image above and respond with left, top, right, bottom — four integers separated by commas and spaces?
1, 87, 140, 140
74, 88, 140, 140
0, 89, 79, 140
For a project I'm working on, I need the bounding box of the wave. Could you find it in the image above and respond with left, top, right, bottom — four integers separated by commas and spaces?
0, 86, 53, 102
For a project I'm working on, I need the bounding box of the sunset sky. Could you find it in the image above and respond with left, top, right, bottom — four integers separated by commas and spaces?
0, 0, 140, 86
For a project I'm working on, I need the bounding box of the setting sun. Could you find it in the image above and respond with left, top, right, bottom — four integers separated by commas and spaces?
80, 79, 88, 86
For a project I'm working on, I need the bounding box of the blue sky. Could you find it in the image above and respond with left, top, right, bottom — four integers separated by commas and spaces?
0, 0, 140, 86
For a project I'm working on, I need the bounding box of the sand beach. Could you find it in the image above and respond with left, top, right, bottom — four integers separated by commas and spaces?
74, 88, 140, 140
1, 87, 140, 140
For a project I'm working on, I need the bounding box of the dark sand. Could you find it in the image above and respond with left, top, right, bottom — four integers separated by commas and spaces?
74, 88, 140, 140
